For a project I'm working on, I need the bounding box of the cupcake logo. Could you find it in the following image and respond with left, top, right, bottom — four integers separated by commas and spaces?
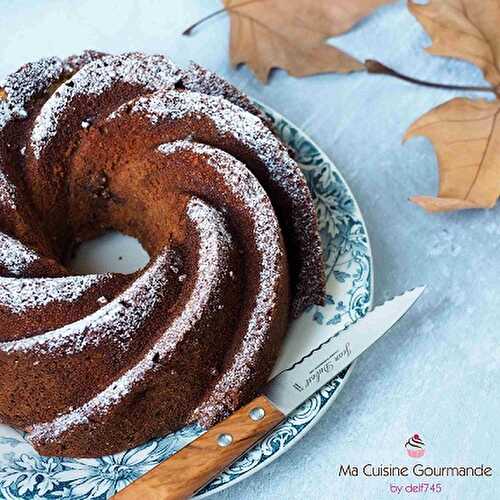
405, 434, 425, 458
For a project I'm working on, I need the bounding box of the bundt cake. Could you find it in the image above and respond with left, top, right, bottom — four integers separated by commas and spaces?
0, 51, 325, 457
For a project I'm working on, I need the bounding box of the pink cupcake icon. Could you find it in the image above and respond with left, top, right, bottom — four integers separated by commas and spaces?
405, 434, 425, 458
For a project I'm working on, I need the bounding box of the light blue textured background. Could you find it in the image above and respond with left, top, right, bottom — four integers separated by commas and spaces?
0, 1, 499, 499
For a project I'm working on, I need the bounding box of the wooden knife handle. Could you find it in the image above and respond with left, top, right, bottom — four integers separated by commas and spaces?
113, 395, 285, 500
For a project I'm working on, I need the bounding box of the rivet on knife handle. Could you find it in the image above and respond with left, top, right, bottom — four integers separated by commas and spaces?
112, 395, 285, 500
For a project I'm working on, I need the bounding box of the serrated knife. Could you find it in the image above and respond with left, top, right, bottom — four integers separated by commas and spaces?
114, 286, 425, 500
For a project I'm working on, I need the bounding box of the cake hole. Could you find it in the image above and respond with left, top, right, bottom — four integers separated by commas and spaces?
68, 230, 150, 275
152, 353, 160, 363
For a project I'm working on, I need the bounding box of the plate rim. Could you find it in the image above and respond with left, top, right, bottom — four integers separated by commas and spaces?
196, 99, 375, 498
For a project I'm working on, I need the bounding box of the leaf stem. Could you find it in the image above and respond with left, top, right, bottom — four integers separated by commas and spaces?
365, 59, 497, 96
183, 0, 262, 36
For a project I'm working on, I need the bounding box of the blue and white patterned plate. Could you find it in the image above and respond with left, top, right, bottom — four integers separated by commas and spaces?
0, 102, 373, 499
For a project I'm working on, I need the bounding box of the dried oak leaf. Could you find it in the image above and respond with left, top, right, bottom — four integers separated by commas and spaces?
406, 0, 500, 212
224, 0, 394, 83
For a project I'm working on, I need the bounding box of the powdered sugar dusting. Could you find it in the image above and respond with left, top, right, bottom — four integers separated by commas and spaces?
0, 171, 16, 210
28, 198, 233, 444
0, 274, 108, 314
63, 50, 106, 73
0, 57, 65, 130
126, 90, 304, 207
181, 62, 265, 119
0, 250, 176, 354
158, 142, 283, 420
0, 233, 39, 275
30, 53, 181, 158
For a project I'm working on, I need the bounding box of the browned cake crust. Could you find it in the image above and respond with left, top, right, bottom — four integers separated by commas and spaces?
0, 53, 93, 258
0, 52, 325, 457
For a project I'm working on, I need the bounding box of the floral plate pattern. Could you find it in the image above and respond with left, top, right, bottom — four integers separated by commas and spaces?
0, 102, 373, 499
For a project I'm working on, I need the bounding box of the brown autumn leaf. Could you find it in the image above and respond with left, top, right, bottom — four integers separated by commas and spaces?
406, 0, 500, 212
405, 98, 500, 212
409, 0, 500, 88
223, 0, 395, 83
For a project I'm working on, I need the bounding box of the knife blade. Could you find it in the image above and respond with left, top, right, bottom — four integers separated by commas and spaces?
264, 286, 425, 414
114, 286, 425, 500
